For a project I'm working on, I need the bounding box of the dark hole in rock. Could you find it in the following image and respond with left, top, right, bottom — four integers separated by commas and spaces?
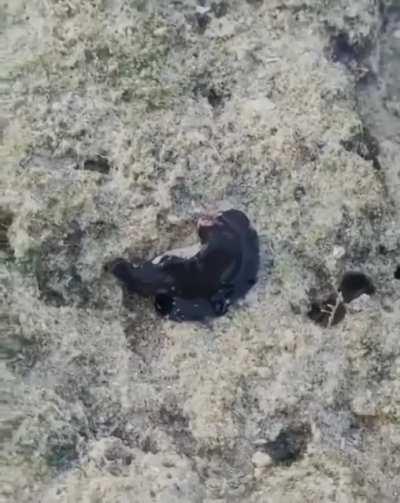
293, 185, 306, 201
264, 424, 311, 465
121, 89, 133, 102
195, 12, 210, 33
193, 81, 230, 109
338, 271, 375, 303
394, 266, 400, 280
341, 128, 381, 169
155, 294, 174, 316
211, 1, 228, 18
331, 32, 360, 64
378, 244, 388, 255
207, 88, 224, 108
82, 156, 111, 174
0, 209, 13, 256
307, 293, 346, 328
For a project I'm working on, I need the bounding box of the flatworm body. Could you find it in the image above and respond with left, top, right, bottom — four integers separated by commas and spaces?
110, 209, 259, 321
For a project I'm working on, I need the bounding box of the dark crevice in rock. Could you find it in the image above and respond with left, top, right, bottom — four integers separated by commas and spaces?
82, 156, 111, 174
394, 265, 400, 279
339, 271, 375, 303
0, 209, 14, 257
262, 424, 311, 465
330, 31, 372, 67
307, 293, 346, 328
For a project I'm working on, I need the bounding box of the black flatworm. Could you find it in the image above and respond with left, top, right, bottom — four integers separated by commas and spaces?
109, 209, 259, 321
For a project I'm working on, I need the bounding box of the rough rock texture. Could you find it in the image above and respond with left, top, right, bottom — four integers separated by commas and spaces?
1, 0, 400, 502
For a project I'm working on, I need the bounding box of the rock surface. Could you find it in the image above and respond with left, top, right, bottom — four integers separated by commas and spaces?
1, 0, 400, 502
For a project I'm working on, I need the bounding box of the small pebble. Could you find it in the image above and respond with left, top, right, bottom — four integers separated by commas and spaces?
251, 451, 273, 468
333, 245, 345, 259
153, 27, 168, 37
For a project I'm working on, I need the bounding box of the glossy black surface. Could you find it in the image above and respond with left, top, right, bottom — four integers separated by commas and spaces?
109, 209, 260, 321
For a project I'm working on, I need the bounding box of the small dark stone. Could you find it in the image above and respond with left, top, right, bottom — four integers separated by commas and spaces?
82, 156, 111, 174
339, 271, 375, 303
394, 266, 400, 280
264, 424, 311, 465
